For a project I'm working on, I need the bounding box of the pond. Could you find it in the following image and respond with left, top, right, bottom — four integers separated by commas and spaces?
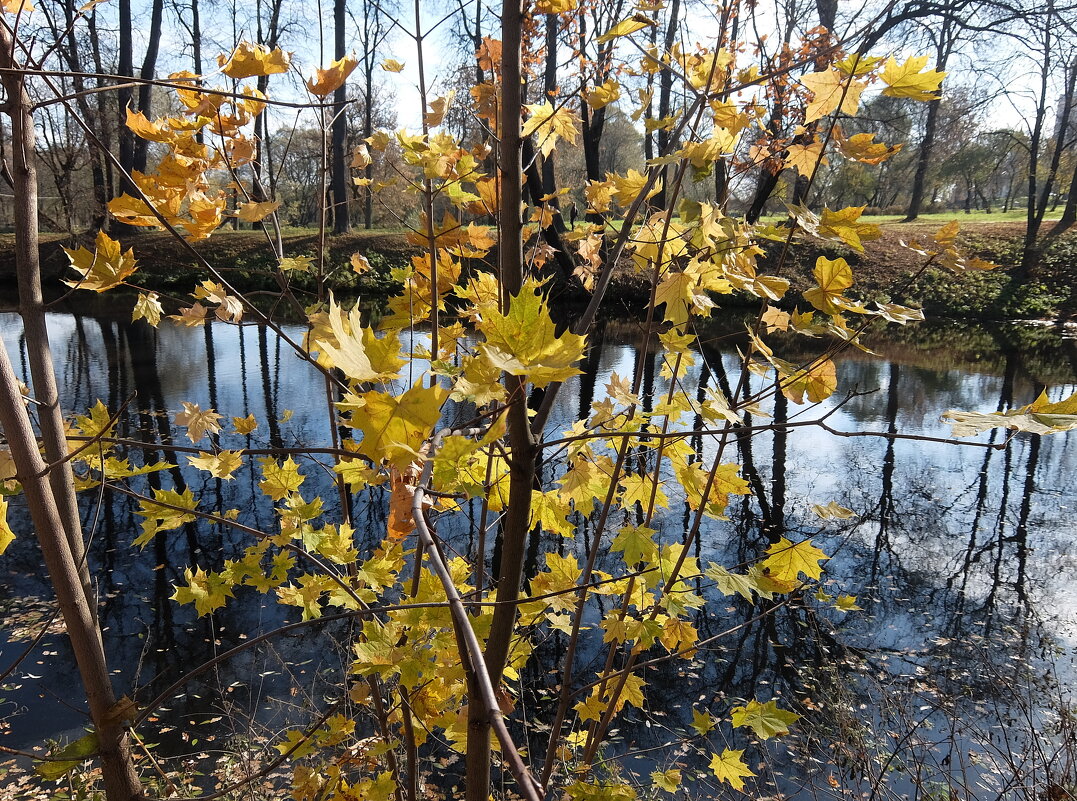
0, 302, 1075, 799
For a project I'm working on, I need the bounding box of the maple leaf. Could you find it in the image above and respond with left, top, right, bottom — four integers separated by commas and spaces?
731, 699, 801, 739
236, 200, 280, 222
313, 297, 404, 383
785, 141, 827, 177
380, 58, 404, 72
0, 498, 14, 555
259, 456, 305, 501
2, 0, 34, 13
709, 749, 755, 790
306, 55, 359, 96
124, 108, 175, 143
522, 101, 580, 157
705, 563, 756, 601
172, 566, 233, 616
598, 15, 654, 43
63, 231, 138, 292
132, 292, 162, 327
835, 594, 862, 611
690, 707, 717, 736
232, 414, 258, 435
881, 56, 945, 101
611, 524, 657, 565
535, 0, 577, 10
800, 68, 865, 122
651, 769, 681, 794
175, 402, 222, 443
811, 500, 855, 520
804, 256, 853, 314
477, 283, 587, 387
762, 537, 828, 583
585, 80, 621, 109
187, 450, 244, 479
349, 385, 448, 468
218, 42, 291, 79
836, 130, 903, 164
942, 388, 1077, 436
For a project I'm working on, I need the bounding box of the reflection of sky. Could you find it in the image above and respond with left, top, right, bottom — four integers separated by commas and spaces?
1, 311, 1076, 790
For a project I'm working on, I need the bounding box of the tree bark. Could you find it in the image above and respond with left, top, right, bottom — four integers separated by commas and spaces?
0, 28, 96, 617
465, 3, 536, 800
331, 0, 350, 234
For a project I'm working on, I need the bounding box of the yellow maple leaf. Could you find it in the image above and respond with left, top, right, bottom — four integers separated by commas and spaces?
585, 79, 621, 109
313, 296, 404, 383
709, 749, 755, 790
835, 130, 903, 164
880, 55, 945, 101
761, 536, 828, 583
306, 55, 358, 96
218, 42, 291, 79
348, 385, 448, 468
2, 0, 33, 13
0, 498, 14, 555
232, 414, 258, 435
477, 282, 587, 387
258, 456, 305, 501
236, 200, 280, 223
125, 108, 175, 143
187, 450, 245, 479
535, 0, 576, 10
785, 141, 827, 177
132, 292, 163, 327
800, 68, 864, 122
521, 101, 580, 157
731, 699, 800, 739
174, 402, 222, 443
804, 255, 853, 314
380, 58, 404, 73
63, 231, 138, 292
597, 15, 654, 43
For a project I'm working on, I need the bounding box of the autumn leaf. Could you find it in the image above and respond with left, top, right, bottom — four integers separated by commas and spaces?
522, 101, 580, 157
804, 255, 853, 314
306, 55, 359, 96
835, 130, 903, 164
132, 292, 163, 327
2, 0, 34, 14
597, 15, 654, 43
172, 566, 234, 616
236, 200, 280, 222
762, 537, 828, 583
232, 414, 258, 435
259, 456, 305, 501
709, 749, 755, 790
651, 769, 681, 793
690, 707, 717, 736
0, 498, 14, 555
785, 141, 827, 177
731, 699, 800, 739
348, 385, 448, 468
477, 282, 587, 387
313, 297, 404, 383
218, 42, 291, 79
811, 500, 855, 520
63, 231, 138, 292
380, 58, 404, 73
585, 80, 621, 109
881, 55, 946, 101
535, 0, 577, 11
800, 68, 865, 122
187, 450, 244, 479
174, 402, 222, 443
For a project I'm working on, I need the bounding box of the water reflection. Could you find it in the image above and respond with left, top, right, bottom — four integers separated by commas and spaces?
0, 307, 1075, 797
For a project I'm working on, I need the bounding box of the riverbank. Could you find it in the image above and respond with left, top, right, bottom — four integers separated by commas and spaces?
0, 219, 1073, 321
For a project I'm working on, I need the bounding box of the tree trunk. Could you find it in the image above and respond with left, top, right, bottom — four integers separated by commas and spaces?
465, 3, 536, 799
132, 0, 165, 174
0, 27, 143, 801
0, 29, 96, 617
331, 0, 350, 234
